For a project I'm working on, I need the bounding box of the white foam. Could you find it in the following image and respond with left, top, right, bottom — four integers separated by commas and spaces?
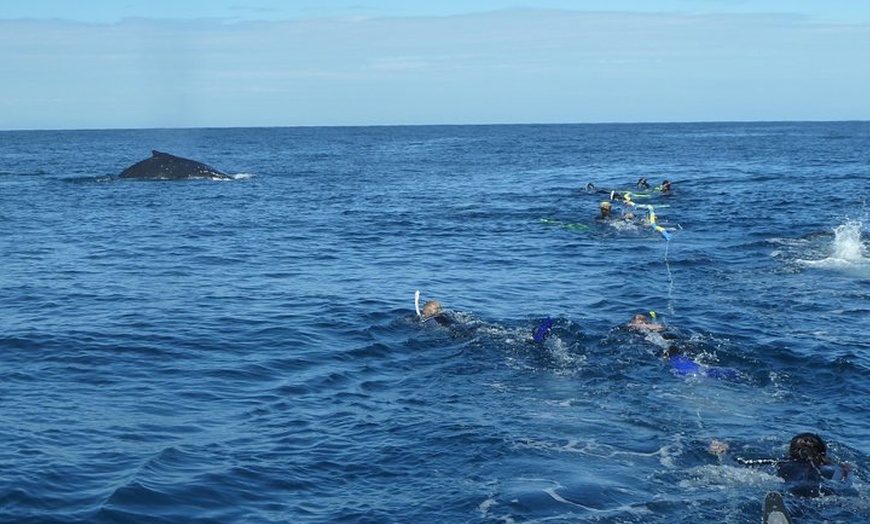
830, 220, 866, 261
798, 220, 870, 276
679, 464, 781, 491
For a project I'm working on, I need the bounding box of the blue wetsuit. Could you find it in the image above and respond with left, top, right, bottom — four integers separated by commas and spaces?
668, 354, 739, 380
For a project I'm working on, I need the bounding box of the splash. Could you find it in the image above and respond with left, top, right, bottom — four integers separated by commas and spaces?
799, 220, 870, 277
830, 220, 866, 262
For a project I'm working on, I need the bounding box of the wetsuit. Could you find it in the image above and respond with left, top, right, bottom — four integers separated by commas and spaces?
422, 312, 456, 328
777, 460, 851, 497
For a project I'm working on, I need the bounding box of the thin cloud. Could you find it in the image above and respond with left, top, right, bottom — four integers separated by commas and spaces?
1, 8, 868, 129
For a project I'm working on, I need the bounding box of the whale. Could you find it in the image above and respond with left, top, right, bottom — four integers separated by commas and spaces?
118, 150, 233, 180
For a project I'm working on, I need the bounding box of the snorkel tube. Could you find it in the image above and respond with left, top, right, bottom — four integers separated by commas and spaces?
414, 290, 421, 317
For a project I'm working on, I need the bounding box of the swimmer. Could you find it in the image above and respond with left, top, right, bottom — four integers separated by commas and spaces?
599, 200, 640, 223
777, 432, 852, 497
659, 179, 672, 195
725, 432, 853, 497
636, 177, 650, 189
415, 291, 457, 328
623, 312, 678, 356
627, 313, 664, 332
584, 183, 619, 195
625, 313, 739, 379
420, 299, 454, 327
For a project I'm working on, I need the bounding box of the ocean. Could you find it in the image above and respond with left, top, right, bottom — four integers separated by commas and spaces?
1, 122, 868, 523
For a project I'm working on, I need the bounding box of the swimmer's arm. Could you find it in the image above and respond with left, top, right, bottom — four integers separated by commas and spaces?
822, 461, 852, 482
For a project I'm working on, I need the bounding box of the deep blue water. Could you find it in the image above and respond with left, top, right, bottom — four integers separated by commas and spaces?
1, 122, 869, 523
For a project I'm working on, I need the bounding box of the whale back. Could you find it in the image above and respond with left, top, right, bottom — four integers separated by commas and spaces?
118, 150, 231, 180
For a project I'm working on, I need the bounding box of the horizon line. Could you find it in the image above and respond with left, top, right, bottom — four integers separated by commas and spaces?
3, 118, 868, 133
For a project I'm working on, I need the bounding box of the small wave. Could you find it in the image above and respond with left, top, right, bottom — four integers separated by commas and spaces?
61, 175, 116, 184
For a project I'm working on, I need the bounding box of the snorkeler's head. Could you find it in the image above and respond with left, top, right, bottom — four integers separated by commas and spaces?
788, 433, 827, 464
422, 300, 443, 317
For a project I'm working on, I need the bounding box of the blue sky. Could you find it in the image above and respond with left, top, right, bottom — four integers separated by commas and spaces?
2, 1, 869, 130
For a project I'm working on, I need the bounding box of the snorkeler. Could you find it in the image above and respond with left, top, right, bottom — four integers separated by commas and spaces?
723, 432, 853, 497
598, 199, 640, 223
419, 299, 455, 327
624, 311, 674, 352
636, 177, 650, 189
627, 312, 664, 332
659, 179, 672, 195
414, 290, 455, 327
584, 182, 620, 195
414, 290, 554, 345
777, 432, 853, 497
626, 313, 738, 379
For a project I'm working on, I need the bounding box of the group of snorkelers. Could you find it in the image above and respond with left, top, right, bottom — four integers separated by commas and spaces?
415, 293, 855, 519
591, 179, 854, 519
587, 177, 674, 239
418, 176, 855, 520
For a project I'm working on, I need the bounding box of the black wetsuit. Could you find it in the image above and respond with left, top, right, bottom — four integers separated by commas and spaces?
422, 312, 456, 328
777, 460, 850, 497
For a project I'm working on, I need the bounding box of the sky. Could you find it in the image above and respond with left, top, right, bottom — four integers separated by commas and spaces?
2, 1, 869, 130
